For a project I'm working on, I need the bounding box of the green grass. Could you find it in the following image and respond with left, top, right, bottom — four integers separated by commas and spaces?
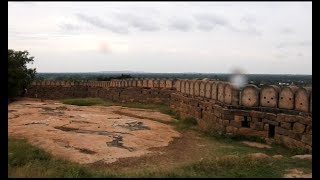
8, 138, 106, 178
61, 98, 175, 116
9, 98, 311, 177
171, 117, 198, 131
61, 98, 107, 106
8, 137, 311, 178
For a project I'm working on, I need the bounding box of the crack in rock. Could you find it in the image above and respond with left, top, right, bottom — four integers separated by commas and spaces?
117, 121, 150, 131
106, 135, 135, 152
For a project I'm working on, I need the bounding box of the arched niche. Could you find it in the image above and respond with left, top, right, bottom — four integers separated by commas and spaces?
295, 87, 311, 112
153, 79, 160, 88
180, 80, 186, 93
137, 80, 143, 87
211, 82, 218, 100
224, 83, 232, 104
160, 80, 166, 88
205, 81, 212, 99
278, 86, 298, 109
142, 79, 148, 87
199, 81, 206, 97
241, 85, 259, 107
260, 85, 280, 108
148, 79, 154, 88
175, 80, 181, 91
165, 80, 173, 89
185, 80, 190, 94
217, 82, 226, 102
310, 90, 312, 113
189, 80, 195, 95
132, 80, 137, 87
194, 81, 200, 96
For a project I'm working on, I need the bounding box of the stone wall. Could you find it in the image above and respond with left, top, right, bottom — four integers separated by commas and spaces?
27, 78, 312, 151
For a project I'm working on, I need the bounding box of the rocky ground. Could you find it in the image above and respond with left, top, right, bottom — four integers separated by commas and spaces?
8, 98, 312, 178
8, 98, 180, 164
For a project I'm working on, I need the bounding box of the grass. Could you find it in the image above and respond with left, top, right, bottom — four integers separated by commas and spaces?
9, 98, 312, 177
8, 137, 311, 178
8, 138, 105, 178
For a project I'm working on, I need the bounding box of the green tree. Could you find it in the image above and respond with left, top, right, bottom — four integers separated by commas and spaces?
8, 49, 36, 100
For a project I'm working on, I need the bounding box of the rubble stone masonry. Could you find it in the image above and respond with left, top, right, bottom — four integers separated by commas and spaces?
27, 78, 312, 151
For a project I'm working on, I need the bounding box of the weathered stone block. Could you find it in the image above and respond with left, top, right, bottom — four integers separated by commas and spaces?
301, 134, 312, 146
250, 111, 265, 118
230, 120, 242, 128
262, 119, 279, 126
234, 115, 244, 122
276, 114, 286, 122
288, 130, 302, 141
226, 126, 238, 133
222, 120, 230, 126
275, 127, 289, 136
237, 128, 268, 138
297, 116, 312, 126
279, 136, 306, 149
252, 122, 264, 131
306, 125, 312, 135
264, 124, 269, 131
293, 122, 305, 133
222, 113, 234, 120
265, 113, 277, 121
284, 115, 298, 123
280, 122, 292, 130
251, 117, 262, 122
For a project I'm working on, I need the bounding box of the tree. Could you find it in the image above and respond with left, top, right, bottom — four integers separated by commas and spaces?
8, 49, 36, 99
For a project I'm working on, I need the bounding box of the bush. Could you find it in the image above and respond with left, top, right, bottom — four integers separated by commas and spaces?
8, 49, 36, 99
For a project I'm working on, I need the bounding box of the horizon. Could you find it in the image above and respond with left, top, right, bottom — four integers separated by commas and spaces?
9, 2, 312, 74
36, 71, 312, 75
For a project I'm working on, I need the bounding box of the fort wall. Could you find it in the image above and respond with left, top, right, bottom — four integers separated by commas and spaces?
28, 78, 312, 151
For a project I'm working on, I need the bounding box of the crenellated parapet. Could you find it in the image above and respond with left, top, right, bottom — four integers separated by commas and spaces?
175, 79, 312, 114
30, 78, 312, 113
28, 78, 312, 151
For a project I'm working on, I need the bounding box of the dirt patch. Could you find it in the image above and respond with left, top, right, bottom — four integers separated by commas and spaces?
241, 141, 272, 149
89, 130, 216, 172
8, 98, 181, 164
246, 153, 270, 159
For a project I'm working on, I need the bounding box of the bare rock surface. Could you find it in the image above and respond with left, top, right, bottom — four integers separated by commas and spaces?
241, 141, 272, 149
8, 98, 180, 164
247, 152, 270, 159
283, 169, 312, 178
291, 154, 312, 160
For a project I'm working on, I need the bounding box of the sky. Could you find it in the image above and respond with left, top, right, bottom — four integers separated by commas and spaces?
8, 2, 312, 74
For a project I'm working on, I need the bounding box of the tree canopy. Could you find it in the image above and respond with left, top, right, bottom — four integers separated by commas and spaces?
8, 49, 36, 99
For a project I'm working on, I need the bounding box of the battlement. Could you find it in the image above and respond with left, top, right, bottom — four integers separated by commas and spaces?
28, 78, 312, 151
31, 78, 312, 114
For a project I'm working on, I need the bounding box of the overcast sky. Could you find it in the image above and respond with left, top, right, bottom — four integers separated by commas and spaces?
8, 2, 312, 74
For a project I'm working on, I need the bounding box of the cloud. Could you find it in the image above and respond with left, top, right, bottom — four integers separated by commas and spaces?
59, 23, 81, 31
193, 13, 242, 33
114, 13, 160, 31
75, 13, 129, 34
59, 23, 82, 31
169, 18, 193, 31
241, 15, 257, 24
297, 52, 303, 57
280, 27, 295, 34
194, 13, 230, 31
193, 13, 261, 36
276, 41, 312, 49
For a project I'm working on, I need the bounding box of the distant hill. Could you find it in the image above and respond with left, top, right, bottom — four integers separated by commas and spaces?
97, 71, 146, 74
